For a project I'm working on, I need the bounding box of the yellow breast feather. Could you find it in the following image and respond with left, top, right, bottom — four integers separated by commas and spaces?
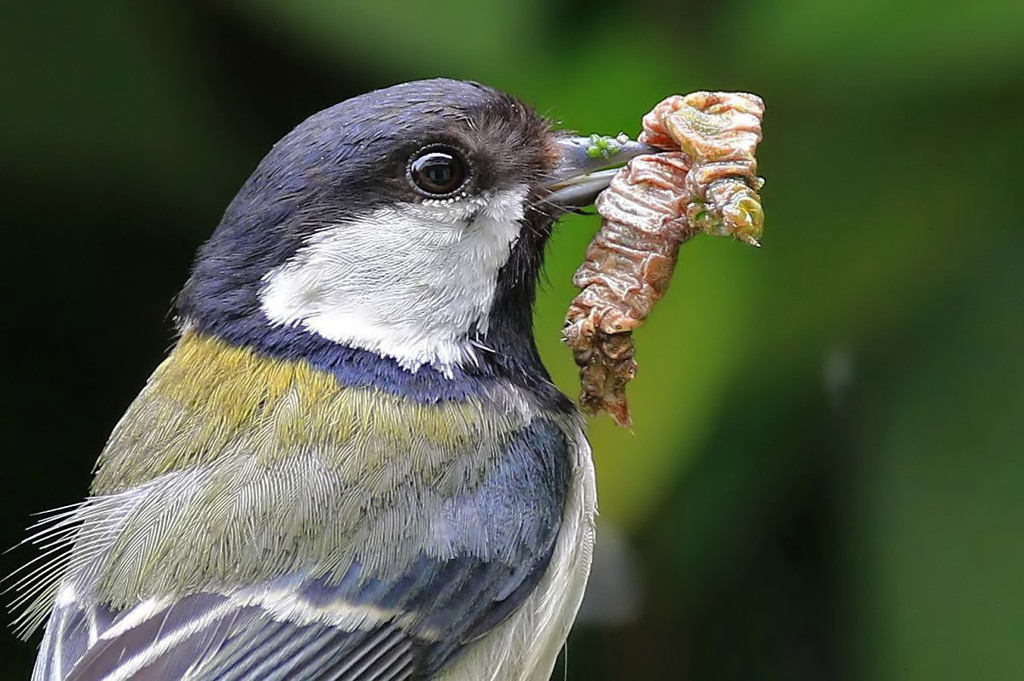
92, 331, 525, 495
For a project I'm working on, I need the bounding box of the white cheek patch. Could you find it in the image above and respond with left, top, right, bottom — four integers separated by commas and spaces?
259, 186, 528, 374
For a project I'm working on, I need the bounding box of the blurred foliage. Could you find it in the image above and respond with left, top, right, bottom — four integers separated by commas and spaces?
1, 0, 1022, 678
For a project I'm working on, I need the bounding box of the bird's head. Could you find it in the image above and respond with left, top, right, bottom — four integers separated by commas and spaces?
177, 78, 650, 395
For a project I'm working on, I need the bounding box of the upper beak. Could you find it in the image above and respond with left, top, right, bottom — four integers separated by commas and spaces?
544, 134, 660, 209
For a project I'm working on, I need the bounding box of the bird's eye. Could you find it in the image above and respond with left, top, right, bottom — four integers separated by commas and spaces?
407, 146, 469, 198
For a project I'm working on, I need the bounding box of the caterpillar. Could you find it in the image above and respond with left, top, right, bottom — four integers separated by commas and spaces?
563, 92, 765, 426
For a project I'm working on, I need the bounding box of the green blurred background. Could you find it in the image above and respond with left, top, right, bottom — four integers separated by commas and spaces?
2, 1, 1022, 678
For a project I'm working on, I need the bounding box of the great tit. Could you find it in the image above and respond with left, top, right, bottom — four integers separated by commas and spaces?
14, 78, 655, 681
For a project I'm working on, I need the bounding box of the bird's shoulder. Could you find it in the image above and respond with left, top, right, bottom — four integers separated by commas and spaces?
22, 330, 588, 680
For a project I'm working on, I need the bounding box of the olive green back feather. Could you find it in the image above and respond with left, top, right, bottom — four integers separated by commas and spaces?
16, 332, 570, 634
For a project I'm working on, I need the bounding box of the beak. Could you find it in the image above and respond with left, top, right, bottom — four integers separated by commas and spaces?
544, 134, 660, 209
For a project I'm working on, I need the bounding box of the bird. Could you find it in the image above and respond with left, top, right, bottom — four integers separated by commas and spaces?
10, 78, 655, 680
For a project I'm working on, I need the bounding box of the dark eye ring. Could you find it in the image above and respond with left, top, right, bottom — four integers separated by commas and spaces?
407, 145, 470, 198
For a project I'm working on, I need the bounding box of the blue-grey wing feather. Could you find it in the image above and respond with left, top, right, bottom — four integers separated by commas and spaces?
41, 418, 571, 681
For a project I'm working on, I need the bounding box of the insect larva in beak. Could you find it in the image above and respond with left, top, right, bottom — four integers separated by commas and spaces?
564, 92, 766, 426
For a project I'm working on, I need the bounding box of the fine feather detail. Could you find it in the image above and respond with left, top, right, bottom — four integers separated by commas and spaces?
6, 491, 151, 638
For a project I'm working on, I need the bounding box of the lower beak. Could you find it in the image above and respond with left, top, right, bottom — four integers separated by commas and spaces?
544, 135, 660, 209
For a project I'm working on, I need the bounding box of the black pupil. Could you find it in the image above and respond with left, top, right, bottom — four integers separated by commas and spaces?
411, 151, 465, 195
